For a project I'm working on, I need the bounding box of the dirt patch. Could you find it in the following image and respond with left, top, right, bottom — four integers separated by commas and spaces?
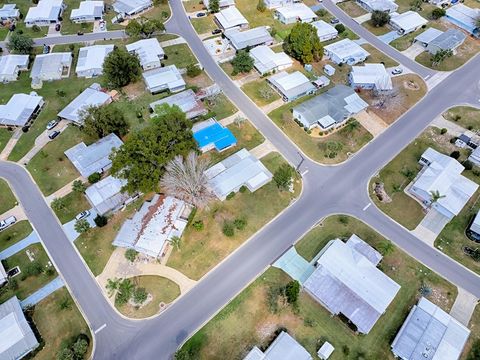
122, 82, 146, 100
373, 182, 392, 203
403, 80, 420, 91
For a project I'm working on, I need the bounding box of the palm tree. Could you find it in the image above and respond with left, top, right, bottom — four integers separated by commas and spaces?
169, 236, 181, 251
379, 241, 395, 256
106, 278, 120, 297
429, 190, 446, 206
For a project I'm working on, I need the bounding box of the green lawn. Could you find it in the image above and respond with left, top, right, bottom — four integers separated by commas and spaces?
363, 44, 399, 67
177, 216, 456, 359
0, 243, 57, 303
241, 79, 281, 107
0, 179, 17, 214
363, 21, 391, 36
52, 190, 91, 224
191, 15, 218, 35
27, 126, 94, 196
163, 44, 198, 69
204, 93, 237, 120
390, 27, 426, 51
167, 152, 301, 280
337, 0, 368, 17
0, 221, 33, 252
0, 128, 13, 154
183, 0, 206, 12
443, 106, 480, 131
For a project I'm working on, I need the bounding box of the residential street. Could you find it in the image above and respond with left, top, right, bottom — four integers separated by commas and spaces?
1, 1, 480, 359
32, 30, 126, 46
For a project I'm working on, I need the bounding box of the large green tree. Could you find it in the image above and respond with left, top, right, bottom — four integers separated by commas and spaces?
103, 47, 142, 88
81, 103, 129, 139
8, 32, 34, 54
110, 104, 196, 194
209, 0, 220, 13
371, 10, 390, 27
283, 23, 322, 64
125, 17, 165, 38
231, 50, 254, 75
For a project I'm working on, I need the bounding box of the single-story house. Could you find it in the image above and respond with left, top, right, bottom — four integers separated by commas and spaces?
324, 39, 370, 65
264, 0, 296, 9
126, 38, 165, 71
76, 44, 114, 78
85, 175, 132, 215
0, 296, 39, 359
58, 83, 112, 124
469, 146, 480, 166
426, 29, 466, 55
467, 212, 480, 241
206, 148, 273, 200
356, 0, 398, 13
429, 0, 450, 6
324, 64, 335, 76
0, 93, 44, 127
389, 11, 428, 35
70, 1, 104, 23
311, 20, 338, 42
30, 52, 72, 86
312, 75, 330, 89
349, 63, 392, 91
0, 4, 20, 20
446, 4, 480, 38
113, 195, 192, 258
249, 45, 293, 74
149, 89, 207, 120
274, 3, 317, 24
292, 84, 368, 130
0, 262, 7, 287
25, 0, 64, 27
414, 27, 444, 47
142, 65, 186, 94
409, 147, 479, 219
112, 0, 152, 17
224, 27, 274, 50
0, 55, 29, 83
391, 297, 470, 360
214, 6, 249, 30
267, 71, 316, 102
65, 133, 123, 178
244, 331, 312, 360
193, 118, 237, 153
203, 0, 235, 9
304, 235, 401, 334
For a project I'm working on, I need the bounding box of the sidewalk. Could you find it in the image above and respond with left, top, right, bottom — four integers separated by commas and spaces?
160, 37, 186, 47
432, 114, 466, 137
0, 129, 22, 160
20, 276, 65, 308
219, 111, 244, 126
260, 99, 284, 114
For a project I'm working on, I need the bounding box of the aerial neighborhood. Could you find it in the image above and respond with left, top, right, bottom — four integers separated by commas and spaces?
0, 0, 479, 358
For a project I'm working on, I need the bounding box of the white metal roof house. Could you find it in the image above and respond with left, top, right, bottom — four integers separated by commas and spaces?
25, 0, 64, 27
142, 65, 186, 94
468, 146, 480, 167
274, 3, 317, 24
446, 4, 480, 38
0, 262, 7, 287
349, 63, 392, 91
206, 148, 273, 200
112, 0, 152, 17
113, 194, 192, 258
389, 11, 428, 35
409, 147, 479, 219
250, 45, 293, 75
58, 83, 112, 124
311, 20, 338, 42
85, 175, 132, 215
293, 84, 368, 130
224, 27, 274, 50
244, 331, 312, 360
203, 0, 235, 9
391, 297, 470, 360
303, 235, 401, 334
126, 38, 165, 70
468, 212, 480, 239
70, 1, 104, 23
0, 93, 44, 127
324, 39, 370, 65
267, 71, 316, 102
76, 44, 114, 78
0, 55, 29, 83
30, 52, 72, 87
414, 27, 444, 47
426, 29, 466, 55
64, 133, 123, 178
0, 4, 20, 20
356, 0, 398, 13
0, 296, 39, 360
149, 89, 207, 120
214, 6, 249, 30
264, 0, 299, 9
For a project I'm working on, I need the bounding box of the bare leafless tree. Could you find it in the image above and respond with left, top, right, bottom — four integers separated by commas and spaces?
373, 76, 398, 109
160, 152, 214, 208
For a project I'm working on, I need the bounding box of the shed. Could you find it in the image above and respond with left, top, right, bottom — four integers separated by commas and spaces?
317, 342, 335, 360
324, 64, 335, 76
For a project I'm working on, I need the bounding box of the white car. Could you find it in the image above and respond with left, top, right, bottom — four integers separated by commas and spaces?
0, 216, 16, 232
46, 120, 58, 130
391, 67, 403, 75
75, 210, 91, 220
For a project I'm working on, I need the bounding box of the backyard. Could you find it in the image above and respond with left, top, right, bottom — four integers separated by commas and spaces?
0, 179, 16, 214
177, 215, 456, 359
0, 220, 33, 252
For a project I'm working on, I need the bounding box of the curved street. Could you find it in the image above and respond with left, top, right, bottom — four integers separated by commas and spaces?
1, 1, 480, 359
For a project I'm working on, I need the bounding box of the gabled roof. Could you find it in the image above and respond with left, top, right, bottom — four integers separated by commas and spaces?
30, 52, 72, 81
304, 236, 400, 334
446, 4, 480, 29
70, 1, 104, 19
275, 3, 317, 21
85, 175, 129, 215
250, 45, 292, 74
359, 0, 398, 12
193, 118, 237, 152
414, 27, 444, 45
0, 55, 29, 77
244, 331, 312, 360
0, 93, 43, 127
0, 4, 20, 19
215, 6, 248, 29
390, 11, 428, 31
150, 89, 206, 119
58, 83, 111, 123
126, 38, 164, 68
143, 65, 186, 92
311, 20, 338, 38
470, 212, 480, 235
25, 0, 63, 22
268, 71, 316, 100
350, 63, 392, 90
203, 0, 235, 9
324, 39, 370, 60
429, 29, 466, 51
224, 27, 273, 50
112, 0, 152, 15
391, 297, 470, 360
76, 45, 114, 74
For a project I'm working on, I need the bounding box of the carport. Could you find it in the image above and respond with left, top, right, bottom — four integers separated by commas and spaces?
272, 247, 315, 284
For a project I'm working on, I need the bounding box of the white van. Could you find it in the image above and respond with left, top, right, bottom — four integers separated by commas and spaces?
0, 216, 17, 231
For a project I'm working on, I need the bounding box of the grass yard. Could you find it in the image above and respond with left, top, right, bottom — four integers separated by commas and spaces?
443, 106, 480, 131
32, 287, 92, 360
394, 0, 438, 18
390, 27, 426, 51
0, 178, 17, 214
167, 152, 301, 280
370, 126, 473, 230
191, 15, 218, 35
204, 93, 238, 120
363, 44, 399, 67
178, 215, 456, 359
0, 243, 57, 303
52, 190, 91, 224
363, 21, 391, 36
183, 0, 206, 12
241, 79, 281, 107
337, 0, 368, 17
464, 303, 480, 359
27, 126, 94, 196
220, 61, 254, 80
143, 1, 171, 22
163, 44, 198, 69
116, 275, 180, 319
0, 221, 33, 252
0, 128, 13, 154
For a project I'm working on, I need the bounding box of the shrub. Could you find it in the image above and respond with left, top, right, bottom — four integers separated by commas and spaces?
222, 222, 235, 237
115, 278, 134, 305
186, 64, 201, 77
431, 8, 446, 19
192, 220, 204, 231
133, 287, 148, 304
59, 297, 72, 310
285, 280, 300, 304
56, 89, 66, 97
32, 25, 41, 32
371, 10, 390, 27
440, 128, 447, 134
88, 172, 101, 184
468, 339, 480, 360
226, 191, 236, 200
72, 180, 86, 193
257, 0, 266, 12
233, 218, 247, 230
74, 219, 90, 234
94, 215, 108, 227
239, 185, 247, 193
125, 249, 138, 263
273, 164, 295, 190
339, 215, 349, 224
335, 24, 346, 34
450, 150, 460, 159
25, 262, 43, 276
464, 160, 473, 170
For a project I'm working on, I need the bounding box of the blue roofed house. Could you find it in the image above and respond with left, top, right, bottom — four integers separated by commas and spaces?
446, 4, 480, 38
193, 118, 237, 153
244, 331, 312, 360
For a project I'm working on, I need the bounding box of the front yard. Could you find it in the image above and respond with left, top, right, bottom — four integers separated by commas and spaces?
241, 79, 281, 107
191, 15, 218, 35
0, 128, 13, 154
177, 215, 456, 359
52, 190, 91, 224
0, 179, 17, 214
363, 44, 399, 67
337, 0, 368, 17
443, 106, 480, 131
0, 220, 33, 252
163, 44, 199, 69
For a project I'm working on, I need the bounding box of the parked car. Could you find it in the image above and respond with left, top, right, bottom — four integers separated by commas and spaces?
55, 23, 61, 31
196, 12, 206, 17
75, 210, 91, 220
0, 216, 16, 232
330, 18, 339, 24
48, 130, 60, 140
99, 21, 106, 31
77, 31, 84, 35
46, 120, 58, 130
212, 28, 222, 35
391, 67, 403, 75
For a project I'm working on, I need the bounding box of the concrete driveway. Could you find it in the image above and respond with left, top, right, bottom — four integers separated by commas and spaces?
412, 208, 451, 246
402, 43, 426, 60
378, 31, 402, 44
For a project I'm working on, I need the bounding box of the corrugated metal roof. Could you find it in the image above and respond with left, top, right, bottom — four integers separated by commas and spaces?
446, 4, 480, 28
0, 93, 43, 127
85, 175, 130, 215
350, 63, 393, 90
143, 65, 185, 93
250, 45, 292, 74
275, 3, 317, 21
149, 89, 206, 119
311, 20, 338, 39
0, 55, 29, 78
76, 45, 114, 75
414, 28, 443, 45
30, 52, 72, 81
25, 0, 63, 23
215, 6, 248, 29
324, 39, 370, 61
70, 1, 103, 19
112, 0, 152, 15
429, 29, 466, 51
390, 11, 428, 32
268, 71, 315, 100
244, 331, 312, 360
193, 119, 237, 151
58, 83, 111, 123
126, 38, 164, 69
224, 27, 273, 50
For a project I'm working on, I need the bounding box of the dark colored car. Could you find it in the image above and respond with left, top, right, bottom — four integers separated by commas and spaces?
330, 18, 340, 24
196, 12, 206, 17
55, 23, 61, 31
77, 31, 84, 35
48, 130, 60, 140
212, 28, 222, 35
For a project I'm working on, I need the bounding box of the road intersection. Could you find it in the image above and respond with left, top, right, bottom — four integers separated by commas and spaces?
1, 1, 480, 359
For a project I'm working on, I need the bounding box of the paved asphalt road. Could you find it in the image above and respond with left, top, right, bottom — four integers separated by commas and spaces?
1, 1, 480, 359
32, 30, 126, 46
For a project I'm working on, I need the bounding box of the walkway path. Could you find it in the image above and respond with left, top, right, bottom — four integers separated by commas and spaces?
0, 205, 26, 223
0, 129, 22, 160
20, 276, 65, 308
44, 176, 85, 204
218, 111, 244, 126
260, 99, 285, 115
450, 287, 479, 326
250, 140, 276, 159
160, 37, 186, 47
0, 231, 40, 260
